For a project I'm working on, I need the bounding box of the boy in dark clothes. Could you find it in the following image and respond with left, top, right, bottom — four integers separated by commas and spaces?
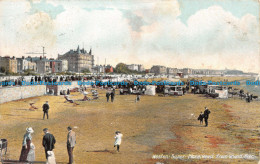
197, 112, 204, 124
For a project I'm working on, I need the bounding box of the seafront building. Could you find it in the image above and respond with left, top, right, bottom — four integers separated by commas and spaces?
0, 56, 18, 73
126, 64, 145, 72
58, 46, 94, 73
105, 65, 113, 73
17, 56, 37, 73
92, 65, 105, 73
49, 59, 68, 73
150, 65, 167, 75
25, 56, 51, 74
167, 67, 178, 75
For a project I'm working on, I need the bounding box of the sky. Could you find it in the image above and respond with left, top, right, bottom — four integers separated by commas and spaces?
0, 0, 259, 72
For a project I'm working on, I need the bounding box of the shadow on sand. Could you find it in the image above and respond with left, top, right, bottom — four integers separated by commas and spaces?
85, 149, 116, 154
183, 124, 205, 127
15, 108, 30, 111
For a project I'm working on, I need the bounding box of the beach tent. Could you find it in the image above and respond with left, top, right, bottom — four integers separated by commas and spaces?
207, 85, 228, 99
215, 89, 228, 99
145, 85, 156, 96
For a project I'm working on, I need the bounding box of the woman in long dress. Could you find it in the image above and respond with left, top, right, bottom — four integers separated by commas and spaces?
19, 127, 34, 161
27, 142, 35, 162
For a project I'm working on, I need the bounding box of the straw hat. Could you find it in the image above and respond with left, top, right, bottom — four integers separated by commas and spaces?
26, 127, 34, 133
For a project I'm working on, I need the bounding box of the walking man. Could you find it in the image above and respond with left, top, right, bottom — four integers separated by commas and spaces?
204, 107, 211, 127
106, 91, 110, 102
42, 128, 56, 159
42, 101, 49, 120
67, 126, 76, 164
111, 91, 115, 102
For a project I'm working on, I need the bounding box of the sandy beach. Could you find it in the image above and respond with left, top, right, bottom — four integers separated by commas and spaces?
0, 86, 259, 164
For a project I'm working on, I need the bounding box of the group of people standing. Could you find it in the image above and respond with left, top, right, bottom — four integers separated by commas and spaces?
19, 127, 76, 164
106, 89, 115, 102
246, 93, 253, 103
239, 89, 255, 103
197, 107, 211, 127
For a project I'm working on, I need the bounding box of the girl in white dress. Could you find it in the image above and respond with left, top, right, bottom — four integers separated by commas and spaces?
114, 131, 123, 152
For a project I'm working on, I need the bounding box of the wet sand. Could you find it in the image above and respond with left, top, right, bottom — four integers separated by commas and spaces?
0, 89, 259, 164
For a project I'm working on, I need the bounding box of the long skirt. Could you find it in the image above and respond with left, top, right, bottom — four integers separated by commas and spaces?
27, 143, 35, 162
19, 139, 31, 161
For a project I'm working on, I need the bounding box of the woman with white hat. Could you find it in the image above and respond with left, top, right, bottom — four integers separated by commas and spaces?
19, 127, 34, 162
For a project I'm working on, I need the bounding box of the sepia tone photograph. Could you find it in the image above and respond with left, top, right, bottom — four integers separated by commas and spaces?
0, 0, 259, 163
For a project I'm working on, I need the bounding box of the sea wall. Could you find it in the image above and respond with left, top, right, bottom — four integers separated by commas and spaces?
0, 85, 46, 104
0, 81, 89, 103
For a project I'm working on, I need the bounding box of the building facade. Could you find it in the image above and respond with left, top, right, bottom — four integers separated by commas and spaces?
126, 64, 145, 72
25, 56, 51, 74
150, 65, 167, 74
17, 57, 37, 73
49, 59, 68, 73
58, 46, 94, 73
105, 65, 113, 73
0, 56, 17, 73
182, 68, 193, 75
61, 60, 68, 72
138, 65, 145, 72
126, 64, 139, 71
92, 65, 105, 74
167, 67, 178, 75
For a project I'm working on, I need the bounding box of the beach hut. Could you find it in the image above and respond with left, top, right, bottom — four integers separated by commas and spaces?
164, 85, 183, 96
207, 85, 228, 99
145, 85, 156, 96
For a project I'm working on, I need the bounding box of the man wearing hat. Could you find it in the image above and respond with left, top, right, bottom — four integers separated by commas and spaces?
42, 128, 56, 159
42, 101, 50, 120
67, 126, 76, 164
203, 107, 211, 127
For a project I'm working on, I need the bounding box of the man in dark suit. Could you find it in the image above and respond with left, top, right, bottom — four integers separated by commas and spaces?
106, 91, 110, 102
204, 107, 211, 127
42, 128, 56, 159
42, 101, 49, 120
111, 91, 115, 102
67, 126, 76, 164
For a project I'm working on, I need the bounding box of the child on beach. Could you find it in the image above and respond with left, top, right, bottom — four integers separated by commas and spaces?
135, 95, 140, 102
197, 112, 204, 124
114, 131, 123, 152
